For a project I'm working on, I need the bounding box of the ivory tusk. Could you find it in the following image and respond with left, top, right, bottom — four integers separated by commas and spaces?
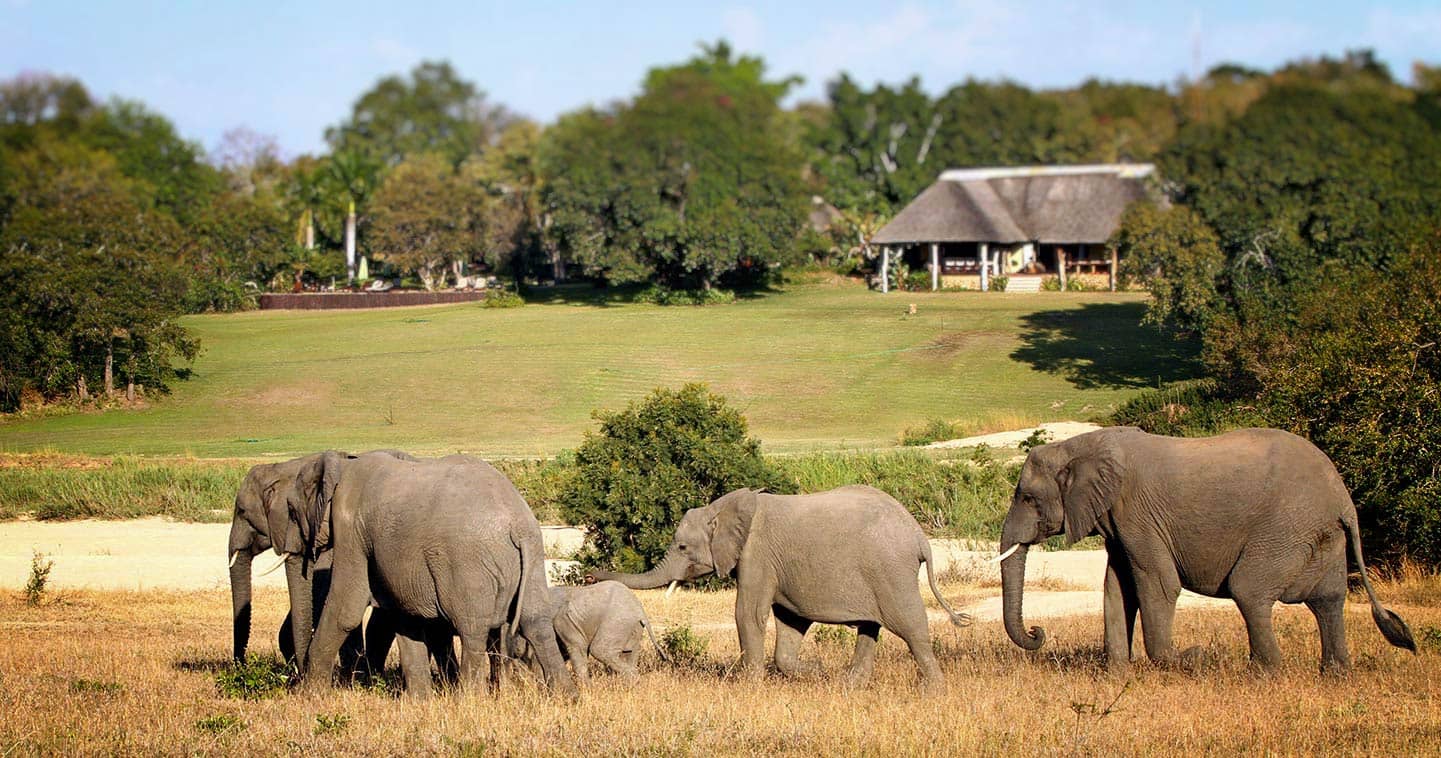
256, 553, 289, 576
990, 543, 1021, 563
228, 551, 240, 569
664, 580, 678, 598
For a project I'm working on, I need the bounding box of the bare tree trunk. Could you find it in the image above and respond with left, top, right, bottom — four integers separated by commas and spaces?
305, 209, 315, 250
76, 374, 88, 401
104, 346, 114, 397
125, 378, 135, 403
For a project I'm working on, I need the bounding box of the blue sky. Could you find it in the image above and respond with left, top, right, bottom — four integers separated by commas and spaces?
5, 1, 1439, 157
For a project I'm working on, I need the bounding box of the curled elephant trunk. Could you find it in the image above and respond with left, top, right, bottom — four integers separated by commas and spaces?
1000, 543, 1046, 651
589, 551, 690, 590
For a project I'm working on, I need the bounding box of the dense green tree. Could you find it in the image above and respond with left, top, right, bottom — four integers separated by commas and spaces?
80, 99, 221, 223
325, 60, 513, 168
368, 152, 485, 289
541, 43, 807, 290
1113, 203, 1225, 334
0, 140, 197, 409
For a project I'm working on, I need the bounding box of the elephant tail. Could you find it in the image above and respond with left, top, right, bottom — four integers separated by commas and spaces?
1343, 515, 1416, 653
641, 617, 671, 663
921, 539, 971, 627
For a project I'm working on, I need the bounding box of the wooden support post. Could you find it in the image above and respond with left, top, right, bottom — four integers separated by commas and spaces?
979, 243, 990, 292
1058, 247, 1068, 292
930, 243, 939, 291
1109, 246, 1119, 291
880, 246, 890, 293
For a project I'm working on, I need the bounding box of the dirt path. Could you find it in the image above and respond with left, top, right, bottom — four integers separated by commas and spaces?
925, 421, 1102, 450
0, 519, 1237, 621
0, 518, 585, 592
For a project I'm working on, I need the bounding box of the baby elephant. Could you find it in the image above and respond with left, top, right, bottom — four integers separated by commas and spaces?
516, 581, 668, 685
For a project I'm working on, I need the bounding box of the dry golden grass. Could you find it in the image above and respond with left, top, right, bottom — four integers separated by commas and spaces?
2, 574, 1438, 756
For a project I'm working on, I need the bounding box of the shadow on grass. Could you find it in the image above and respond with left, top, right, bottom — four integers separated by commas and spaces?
1009, 302, 1202, 390
520, 281, 781, 308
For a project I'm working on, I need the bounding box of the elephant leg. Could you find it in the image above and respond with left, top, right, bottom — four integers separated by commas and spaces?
487, 627, 505, 691
278, 614, 296, 666
554, 617, 590, 687
1235, 597, 1283, 669
844, 622, 881, 688
1306, 593, 1350, 674
303, 555, 372, 689
338, 625, 368, 684
879, 586, 944, 691
394, 624, 433, 700
518, 613, 574, 694
1102, 549, 1139, 674
772, 604, 813, 677
734, 576, 774, 677
426, 620, 459, 689
364, 607, 398, 681
1132, 564, 1182, 667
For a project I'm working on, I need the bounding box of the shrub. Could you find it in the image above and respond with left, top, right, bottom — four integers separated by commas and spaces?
1108, 378, 1263, 436
902, 271, 931, 291
812, 624, 858, 647
482, 289, 525, 308
214, 656, 290, 700
194, 714, 245, 736
633, 286, 737, 306
659, 624, 708, 667
559, 384, 794, 572
23, 550, 52, 606
1018, 428, 1053, 452
314, 714, 351, 736
899, 418, 960, 446
989, 275, 1009, 292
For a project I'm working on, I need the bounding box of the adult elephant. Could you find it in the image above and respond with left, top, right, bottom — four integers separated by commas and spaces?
271, 451, 575, 698
228, 450, 445, 679
997, 426, 1416, 672
588, 486, 970, 690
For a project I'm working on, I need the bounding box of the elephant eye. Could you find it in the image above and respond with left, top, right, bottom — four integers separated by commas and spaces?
677, 543, 688, 552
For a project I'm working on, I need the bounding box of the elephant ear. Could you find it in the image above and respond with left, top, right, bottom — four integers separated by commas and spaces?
707, 489, 758, 578
1059, 448, 1122, 546
294, 450, 345, 561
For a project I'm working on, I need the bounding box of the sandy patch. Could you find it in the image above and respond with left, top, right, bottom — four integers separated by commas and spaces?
925, 420, 1102, 450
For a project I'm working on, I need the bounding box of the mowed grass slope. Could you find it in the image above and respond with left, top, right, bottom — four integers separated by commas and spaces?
0, 282, 1195, 457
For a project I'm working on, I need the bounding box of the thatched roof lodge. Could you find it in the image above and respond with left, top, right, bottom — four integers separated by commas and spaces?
870, 164, 1155, 292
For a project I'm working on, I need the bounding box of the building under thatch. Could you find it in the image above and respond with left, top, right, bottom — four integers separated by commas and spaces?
869, 164, 1155, 292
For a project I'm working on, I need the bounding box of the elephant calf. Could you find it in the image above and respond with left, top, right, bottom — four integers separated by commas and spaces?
515, 581, 667, 685
998, 427, 1416, 673
589, 486, 971, 691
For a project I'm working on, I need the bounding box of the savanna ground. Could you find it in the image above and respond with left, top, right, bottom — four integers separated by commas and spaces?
3, 570, 1439, 755
0, 281, 1195, 457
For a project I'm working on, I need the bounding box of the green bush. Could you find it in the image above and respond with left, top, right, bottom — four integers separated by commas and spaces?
194, 714, 245, 736
214, 656, 290, 700
989, 275, 1009, 292
559, 384, 794, 572
23, 550, 52, 606
659, 624, 709, 667
495, 456, 575, 525
1108, 378, 1263, 436
1040, 276, 1062, 291
902, 271, 931, 291
481, 289, 525, 308
899, 418, 960, 446
633, 286, 737, 306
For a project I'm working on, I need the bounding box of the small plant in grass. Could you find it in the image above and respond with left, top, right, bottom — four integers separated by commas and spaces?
482, 289, 525, 308
215, 656, 290, 700
194, 713, 245, 736
900, 418, 959, 446
1018, 427, 1053, 452
812, 624, 858, 647
660, 624, 708, 667
23, 550, 52, 605
70, 678, 124, 696
1419, 626, 1441, 653
314, 713, 351, 736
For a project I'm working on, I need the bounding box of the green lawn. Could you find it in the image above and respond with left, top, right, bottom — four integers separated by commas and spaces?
0, 281, 1197, 457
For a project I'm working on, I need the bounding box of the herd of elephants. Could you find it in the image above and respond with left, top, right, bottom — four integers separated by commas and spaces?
227, 427, 1417, 699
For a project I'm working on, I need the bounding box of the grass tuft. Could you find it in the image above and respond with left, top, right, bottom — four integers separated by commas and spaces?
214, 655, 290, 700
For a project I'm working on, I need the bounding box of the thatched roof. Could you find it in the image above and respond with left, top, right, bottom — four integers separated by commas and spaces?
871, 164, 1154, 246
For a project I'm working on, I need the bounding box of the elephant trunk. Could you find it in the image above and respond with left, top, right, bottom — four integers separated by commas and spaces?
1000, 542, 1046, 651
228, 518, 256, 662
284, 554, 313, 668
589, 551, 689, 590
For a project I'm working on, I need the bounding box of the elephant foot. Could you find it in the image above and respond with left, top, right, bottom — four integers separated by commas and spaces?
1104, 657, 1132, 678
918, 674, 946, 696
